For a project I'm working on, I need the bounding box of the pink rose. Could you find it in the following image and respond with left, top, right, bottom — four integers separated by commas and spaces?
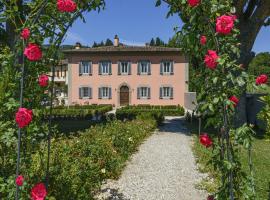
24, 43, 42, 61
31, 183, 47, 200
21, 28, 30, 40
256, 74, 268, 85
204, 50, 219, 69
200, 35, 207, 45
38, 75, 49, 87
216, 15, 236, 35
229, 95, 239, 107
187, 0, 200, 7
15, 108, 33, 128
16, 175, 24, 186
200, 133, 213, 148
57, 0, 77, 12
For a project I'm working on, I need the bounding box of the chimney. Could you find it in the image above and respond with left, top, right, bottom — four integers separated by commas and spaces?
114, 35, 119, 47
75, 42, 82, 49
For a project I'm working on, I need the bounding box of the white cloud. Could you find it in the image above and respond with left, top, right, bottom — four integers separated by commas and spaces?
120, 38, 146, 46
63, 31, 88, 45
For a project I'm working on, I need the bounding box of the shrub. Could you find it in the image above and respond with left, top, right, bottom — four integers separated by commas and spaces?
31, 118, 156, 199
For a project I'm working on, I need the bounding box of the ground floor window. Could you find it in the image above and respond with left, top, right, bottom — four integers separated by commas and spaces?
137, 87, 151, 99
79, 87, 92, 99
99, 87, 112, 99
160, 87, 173, 99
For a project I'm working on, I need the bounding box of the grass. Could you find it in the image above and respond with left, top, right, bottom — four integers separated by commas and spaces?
186, 119, 270, 200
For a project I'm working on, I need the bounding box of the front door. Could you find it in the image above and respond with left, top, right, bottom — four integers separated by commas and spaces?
120, 86, 129, 106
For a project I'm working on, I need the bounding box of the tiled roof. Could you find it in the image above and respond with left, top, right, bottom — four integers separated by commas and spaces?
63, 46, 182, 53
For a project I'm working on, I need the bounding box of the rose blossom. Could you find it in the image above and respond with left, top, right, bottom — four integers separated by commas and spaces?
187, 0, 200, 7
204, 50, 219, 69
200, 35, 207, 45
207, 195, 215, 200
256, 74, 268, 85
24, 43, 42, 61
216, 15, 236, 35
21, 28, 30, 40
200, 133, 213, 148
229, 95, 239, 107
15, 108, 33, 128
38, 75, 49, 87
15, 175, 24, 186
31, 183, 47, 200
57, 0, 77, 12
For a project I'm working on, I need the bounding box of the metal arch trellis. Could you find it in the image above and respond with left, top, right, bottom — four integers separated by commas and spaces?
13, 1, 104, 199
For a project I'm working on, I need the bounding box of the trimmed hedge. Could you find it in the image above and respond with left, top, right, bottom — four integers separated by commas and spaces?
31, 118, 157, 199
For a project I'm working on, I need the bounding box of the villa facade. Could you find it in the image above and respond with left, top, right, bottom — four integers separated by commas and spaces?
63, 37, 190, 107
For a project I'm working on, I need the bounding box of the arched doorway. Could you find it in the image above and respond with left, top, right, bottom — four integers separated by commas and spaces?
120, 85, 130, 106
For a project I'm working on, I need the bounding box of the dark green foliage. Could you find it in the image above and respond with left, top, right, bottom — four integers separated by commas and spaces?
248, 52, 270, 77
149, 37, 167, 46
92, 38, 114, 47
105, 39, 113, 46
31, 118, 157, 199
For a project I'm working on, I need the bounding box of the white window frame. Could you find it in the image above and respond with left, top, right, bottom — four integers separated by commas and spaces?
100, 61, 111, 75
120, 62, 129, 74
162, 61, 173, 74
140, 87, 149, 99
81, 61, 90, 75
80, 87, 92, 99
160, 86, 173, 99
100, 87, 111, 99
139, 61, 150, 75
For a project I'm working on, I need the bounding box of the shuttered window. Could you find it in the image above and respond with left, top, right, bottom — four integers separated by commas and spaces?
137, 87, 151, 99
160, 61, 174, 75
98, 87, 112, 99
99, 61, 112, 75
118, 61, 131, 75
79, 61, 92, 76
160, 87, 173, 99
138, 61, 151, 75
79, 87, 92, 99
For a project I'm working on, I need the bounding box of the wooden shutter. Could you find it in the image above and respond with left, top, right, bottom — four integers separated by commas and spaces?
160, 62, 163, 75
148, 62, 151, 75
170, 62, 174, 75
89, 62, 92, 75
137, 87, 140, 99
148, 87, 151, 99
98, 62, 102, 75
98, 88, 102, 99
109, 88, 112, 99
79, 87, 82, 99
170, 87, 174, 99
88, 87, 92, 99
79, 62, 82, 76
109, 62, 112, 75
128, 62, 131, 75
137, 62, 140, 75
159, 87, 163, 99
118, 62, 121, 75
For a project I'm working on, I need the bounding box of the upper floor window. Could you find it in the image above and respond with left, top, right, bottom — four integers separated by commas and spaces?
118, 61, 131, 75
79, 87, 92, 99
160, 61, 174, 75
98, 87, 112, 99
138, 61, 151, 75
137, 87, 151, 99
99, 61, 112, 75
160, 86, 173, 99
79, 61, 92, 76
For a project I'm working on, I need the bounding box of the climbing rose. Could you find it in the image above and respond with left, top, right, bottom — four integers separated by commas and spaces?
15, 108, 33, 128
229, 96, 239, 107
207, 195, 215, 200
21, 28, 30, 40
38, 75, 49, 87
216, 15, 236, 35
57, 0, 77, 12
15, 175, 24, 186
256, 74, 268, 85
200, 35, 207, 45
24, 43, 42, 61
31, 183, 47, 200
187, 0, 200, 7
204, 50, 219, 69
200, 134, 213, 148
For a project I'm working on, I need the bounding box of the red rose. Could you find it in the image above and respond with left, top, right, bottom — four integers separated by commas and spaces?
15, 108, 33, 128
207, 195, 215, 200
21, 28, 30, 40
31, 183, 47, 200
24, 43, 42, 61
187, 0, 200, 7
200, 35, 207, 45
204, 50, 219, 69
200, 133, 213, 148
16, 175, 24, 186
229, 95, 239, 107
38, 75, 49, 87
57, 0, 77, 12
256, 74, 268, 85
216, 15, 236, 35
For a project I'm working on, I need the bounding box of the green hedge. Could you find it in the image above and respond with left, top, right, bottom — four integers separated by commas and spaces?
31, 118, 157, 199
43, 105, 113, 119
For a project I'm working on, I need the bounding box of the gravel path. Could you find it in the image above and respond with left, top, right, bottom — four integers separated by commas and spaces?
96, 117, 207, 200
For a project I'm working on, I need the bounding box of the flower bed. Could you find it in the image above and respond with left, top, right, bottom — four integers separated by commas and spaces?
31, 118, 157, 199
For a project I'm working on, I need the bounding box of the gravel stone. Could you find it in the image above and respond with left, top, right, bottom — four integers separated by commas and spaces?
96, 117, 207, 200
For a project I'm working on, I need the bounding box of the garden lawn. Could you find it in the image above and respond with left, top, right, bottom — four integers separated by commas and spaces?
187, 120, 270, 200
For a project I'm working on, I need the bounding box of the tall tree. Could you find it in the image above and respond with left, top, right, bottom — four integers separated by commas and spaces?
105, 38, 113, 46
248, 52, 270, 77
150, 38, 155, 46
155, 37, 162, 46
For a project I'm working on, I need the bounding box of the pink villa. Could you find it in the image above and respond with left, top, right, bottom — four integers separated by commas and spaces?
63, 36, 193, 108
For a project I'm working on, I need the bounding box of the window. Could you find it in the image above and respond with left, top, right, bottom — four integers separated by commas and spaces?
98, 87, 112, 99
160, 61, 174, 75
137, 87, 151, 99
160, 87, 173, 99
99, 61, 112, 75
138, 61, 151, 75
118, 61, 131, 75
79, 61, 92, 76
79, 87, 92, 99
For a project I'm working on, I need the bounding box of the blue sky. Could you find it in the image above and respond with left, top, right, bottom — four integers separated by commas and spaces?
64, 0, 269, 53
